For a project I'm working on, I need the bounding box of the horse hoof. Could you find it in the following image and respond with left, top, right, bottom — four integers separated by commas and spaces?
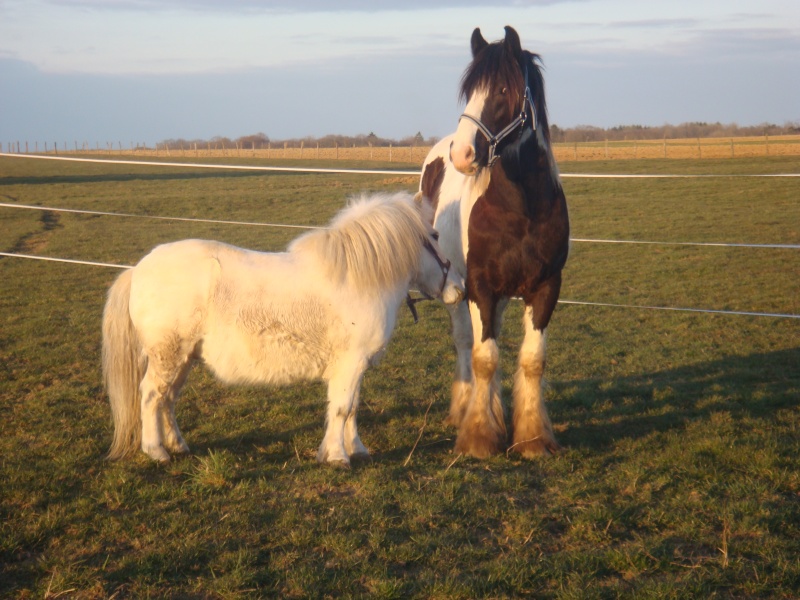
510, 436, 561, 458
443, 413, 461, 428
454, 430, 503, 459
325, 458, 351, 469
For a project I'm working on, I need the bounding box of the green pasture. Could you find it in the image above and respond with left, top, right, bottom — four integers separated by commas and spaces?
1, 154, 798, 598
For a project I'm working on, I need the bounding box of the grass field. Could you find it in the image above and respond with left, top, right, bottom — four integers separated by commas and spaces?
1, 154, 798, 598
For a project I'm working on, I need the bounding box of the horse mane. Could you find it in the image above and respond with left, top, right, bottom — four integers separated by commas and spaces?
459, 39, 550, 143
289, 192, 429, 291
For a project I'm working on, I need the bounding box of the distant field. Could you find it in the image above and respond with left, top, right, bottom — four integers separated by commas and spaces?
6, 134, 800, 162
1, 154, 798, 598
553, 135, 800, 161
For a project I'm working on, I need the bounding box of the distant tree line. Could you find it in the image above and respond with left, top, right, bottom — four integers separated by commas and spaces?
160, 121, 800, 150
551, 121, 800, 143
159, 131, 435, 150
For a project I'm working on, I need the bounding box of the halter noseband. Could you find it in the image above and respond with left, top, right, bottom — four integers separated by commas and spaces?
406, 238, 452, 323
459, 65, 536, 168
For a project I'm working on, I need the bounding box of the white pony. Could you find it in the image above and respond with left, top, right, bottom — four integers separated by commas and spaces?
102, 191, 464, 466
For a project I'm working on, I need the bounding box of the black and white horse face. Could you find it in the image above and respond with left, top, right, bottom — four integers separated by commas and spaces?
450, 27, 530, 175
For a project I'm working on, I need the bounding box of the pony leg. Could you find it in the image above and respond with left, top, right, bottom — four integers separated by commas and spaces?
454, 301, 507, 458
343, 387, 370, 463
139, 363, 172, 463
318, 360, 366, 467
160, 359, 194, 456
445, 299, 473, 427
511, 306, 560, 457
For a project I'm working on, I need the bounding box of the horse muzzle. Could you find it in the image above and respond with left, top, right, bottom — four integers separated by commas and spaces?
449, 139, 479, 176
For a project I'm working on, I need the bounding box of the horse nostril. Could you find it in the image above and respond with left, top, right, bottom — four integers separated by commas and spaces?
465, 146, 475, 162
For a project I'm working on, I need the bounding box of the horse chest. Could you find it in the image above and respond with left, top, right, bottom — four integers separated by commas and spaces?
467, 197, 556, 297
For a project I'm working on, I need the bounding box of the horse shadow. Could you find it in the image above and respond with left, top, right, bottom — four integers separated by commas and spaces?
551, 347, 799, 452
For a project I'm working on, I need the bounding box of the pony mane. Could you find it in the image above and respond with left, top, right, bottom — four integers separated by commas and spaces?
289, 192, 429, 291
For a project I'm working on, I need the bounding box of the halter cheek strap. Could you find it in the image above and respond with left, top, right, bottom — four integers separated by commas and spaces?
405, 239, 452, 323
458, 65, 536, 168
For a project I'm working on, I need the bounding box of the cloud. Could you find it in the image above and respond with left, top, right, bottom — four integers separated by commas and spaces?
609, 18, 700, 29
42, 0, 579, 13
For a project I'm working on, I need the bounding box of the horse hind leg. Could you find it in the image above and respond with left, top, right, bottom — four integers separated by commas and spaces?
139, 342, 192, 462
318, 359, 366, 468
139, 365, 172, 463
160, 358, 194, 456
511, 306, 560, 457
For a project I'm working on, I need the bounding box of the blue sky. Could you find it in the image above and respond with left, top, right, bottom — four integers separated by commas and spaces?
1, 0, 798, 145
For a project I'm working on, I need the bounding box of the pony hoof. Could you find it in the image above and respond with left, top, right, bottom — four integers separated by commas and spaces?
317, 446, 350, 468
143, 445, 171, 463
167, 442, 190, 455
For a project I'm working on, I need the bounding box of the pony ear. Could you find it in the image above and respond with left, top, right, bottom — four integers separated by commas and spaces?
471, 27, 488, 57
503, 26, 522, 59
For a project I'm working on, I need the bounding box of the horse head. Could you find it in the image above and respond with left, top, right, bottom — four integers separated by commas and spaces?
450, 26, 548, 176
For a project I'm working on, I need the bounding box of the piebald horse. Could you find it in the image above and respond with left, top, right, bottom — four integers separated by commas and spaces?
419, 26, 569, 458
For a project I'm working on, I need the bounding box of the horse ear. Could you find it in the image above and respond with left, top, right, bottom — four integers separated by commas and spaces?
503, 26, 522, 58
471, 27, 488, 57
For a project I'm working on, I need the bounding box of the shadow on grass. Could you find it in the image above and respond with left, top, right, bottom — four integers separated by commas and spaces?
119, 347, 799, 466
554, 347, 800, 451
0, 169, 296, 187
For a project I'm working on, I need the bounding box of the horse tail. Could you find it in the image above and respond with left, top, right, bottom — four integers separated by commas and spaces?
102, 268, 144, 460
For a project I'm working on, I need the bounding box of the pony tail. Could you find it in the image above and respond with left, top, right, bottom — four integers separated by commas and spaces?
102, 268, 144, 460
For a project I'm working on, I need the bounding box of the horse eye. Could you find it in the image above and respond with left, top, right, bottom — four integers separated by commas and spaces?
500, 87, 508, 95
430, 231, 440, 241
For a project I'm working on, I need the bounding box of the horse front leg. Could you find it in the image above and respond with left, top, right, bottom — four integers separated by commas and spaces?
511, 282, 562, 457
318, 358, 366, 468
445, 299, 473, 427
454, 299, 507, 458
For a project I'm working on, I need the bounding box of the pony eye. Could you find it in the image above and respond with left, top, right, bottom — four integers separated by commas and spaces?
431, 231, 440, 241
